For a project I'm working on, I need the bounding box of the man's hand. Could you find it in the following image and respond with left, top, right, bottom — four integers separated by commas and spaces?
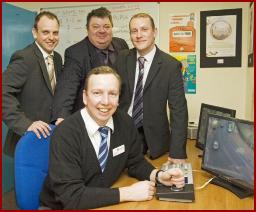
119, 181, 156, 202
157, 168, 185, 188
55, 118, 64, 125
27, 121, 51, 139
166, 157, 186, 165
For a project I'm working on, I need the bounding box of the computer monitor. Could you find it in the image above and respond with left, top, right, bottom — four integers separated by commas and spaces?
196, 103, 236, 150
201, 114, 254, 197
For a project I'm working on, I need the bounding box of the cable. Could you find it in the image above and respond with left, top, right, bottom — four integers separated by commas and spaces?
195, 177, 216, 190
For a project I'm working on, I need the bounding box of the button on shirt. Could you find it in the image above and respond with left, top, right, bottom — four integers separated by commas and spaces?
128, 45, 157, 117
80, 108, 114, 157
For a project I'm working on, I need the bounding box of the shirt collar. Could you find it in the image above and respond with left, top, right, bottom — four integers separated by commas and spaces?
35, 41, 54, 59
81, 108, 114, 137
136, 45, 156, 63
95, 42, 114, 53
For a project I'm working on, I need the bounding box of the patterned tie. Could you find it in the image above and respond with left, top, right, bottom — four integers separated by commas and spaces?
46, 55, 56, 92
132, 57, 145, 128
98, 127, 109, 172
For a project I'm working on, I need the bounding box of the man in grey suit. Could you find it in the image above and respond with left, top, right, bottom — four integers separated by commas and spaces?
2, 11, 62, 157
52, 7, 129, 125
40, 66, 185, 209
114, 13, 188, 161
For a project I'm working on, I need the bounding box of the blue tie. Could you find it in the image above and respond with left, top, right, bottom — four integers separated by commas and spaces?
132, 57, 145, 128
98, 127, 109, 172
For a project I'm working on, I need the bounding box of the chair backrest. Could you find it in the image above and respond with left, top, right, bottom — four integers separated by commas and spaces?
14, 124, 56, 209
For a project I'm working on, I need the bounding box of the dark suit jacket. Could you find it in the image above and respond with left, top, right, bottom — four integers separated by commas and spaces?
114, 47, 188, 159
52, 36, 129, 120
2, 43, 62, 156
40, 109, 154, 209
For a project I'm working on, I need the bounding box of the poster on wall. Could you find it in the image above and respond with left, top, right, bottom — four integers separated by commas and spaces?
200, 9, 242, 68
248, 2, 254, 67
169, 13, 196, 52
172, 54, 196, 94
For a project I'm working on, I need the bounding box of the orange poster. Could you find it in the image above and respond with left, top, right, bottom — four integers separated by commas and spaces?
169, 13, 196, 52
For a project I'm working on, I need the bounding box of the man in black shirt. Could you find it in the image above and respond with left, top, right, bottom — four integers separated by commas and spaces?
52, 7, 129, 124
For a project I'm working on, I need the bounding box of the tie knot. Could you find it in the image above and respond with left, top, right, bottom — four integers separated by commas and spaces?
138, 57, 145, 70
47, 55, 54, 64
101, 49, 108, 55
98, 127, 109, 137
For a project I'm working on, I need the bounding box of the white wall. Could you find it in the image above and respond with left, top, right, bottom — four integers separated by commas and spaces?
8, 2, 254, 122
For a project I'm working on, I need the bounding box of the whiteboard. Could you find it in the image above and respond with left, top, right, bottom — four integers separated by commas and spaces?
41, 2, 159, 58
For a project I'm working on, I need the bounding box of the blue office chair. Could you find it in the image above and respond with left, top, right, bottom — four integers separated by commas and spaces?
14, 124, 56, 210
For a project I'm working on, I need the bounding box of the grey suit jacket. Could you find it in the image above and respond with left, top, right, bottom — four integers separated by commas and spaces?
52, 36, 129, 120
114, 47, 188, 159
2, 43, 63, 156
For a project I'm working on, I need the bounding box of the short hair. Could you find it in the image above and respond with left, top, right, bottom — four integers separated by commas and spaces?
86, 7, 113, 29
84, 66, 122, 92
129, 13, 155, 30
34, 11, 60, 30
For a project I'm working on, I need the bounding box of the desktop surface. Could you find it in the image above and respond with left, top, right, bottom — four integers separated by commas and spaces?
95, 140, 254, 210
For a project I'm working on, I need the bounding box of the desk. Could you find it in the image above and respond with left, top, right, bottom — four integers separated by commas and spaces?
96, 140, 254, 210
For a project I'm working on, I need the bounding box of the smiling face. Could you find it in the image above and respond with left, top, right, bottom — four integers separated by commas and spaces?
83, 73, 120, 126
32, 15, 59, 54
87, 16, 113, 49
129, 16, 156, 56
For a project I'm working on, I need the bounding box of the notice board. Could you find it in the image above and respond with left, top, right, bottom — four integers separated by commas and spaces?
42, 2, 159, 58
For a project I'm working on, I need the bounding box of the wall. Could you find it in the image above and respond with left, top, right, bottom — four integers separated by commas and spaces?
8, 2, 254, 123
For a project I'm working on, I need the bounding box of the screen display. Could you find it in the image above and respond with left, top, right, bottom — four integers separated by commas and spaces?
196, 103, 236, 150
202, 114, 254, 191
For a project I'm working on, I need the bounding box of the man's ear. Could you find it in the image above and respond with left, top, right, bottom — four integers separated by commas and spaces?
83, 90, 87, 106
32, 28, 37, 39
154, 27, 157, 39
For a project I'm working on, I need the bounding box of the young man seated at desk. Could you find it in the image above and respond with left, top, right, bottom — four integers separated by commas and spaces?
40, 66, 184, 209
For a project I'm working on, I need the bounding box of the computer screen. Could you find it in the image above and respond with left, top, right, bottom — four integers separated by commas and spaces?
202, 114, 254, 192
196, 103, 236, 150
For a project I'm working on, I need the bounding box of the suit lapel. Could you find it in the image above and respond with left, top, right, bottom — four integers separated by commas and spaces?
33, 44, 54, 95
87, 38, 102, 68
53, 54, 60, 79
127, 49, 137, 96
143, 48, 161, 92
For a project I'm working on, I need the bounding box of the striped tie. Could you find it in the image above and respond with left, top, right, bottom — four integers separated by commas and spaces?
46, 55, 56, 92
132, 57, 145, 128
98, 127, 109, 172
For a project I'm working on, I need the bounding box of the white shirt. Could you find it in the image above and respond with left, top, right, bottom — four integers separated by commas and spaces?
35, 41, 54, 67
80, 108, 114, 157
128, 45, 157, 116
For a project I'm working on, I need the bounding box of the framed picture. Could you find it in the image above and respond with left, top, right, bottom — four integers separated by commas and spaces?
200, 9, 242, 68
248, 2, 254, 67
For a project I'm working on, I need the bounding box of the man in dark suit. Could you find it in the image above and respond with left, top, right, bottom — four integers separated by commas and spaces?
2, 11, 62, 157
52, 7, 129, 125
114, 13, 188, 161
40, 66, 184, 209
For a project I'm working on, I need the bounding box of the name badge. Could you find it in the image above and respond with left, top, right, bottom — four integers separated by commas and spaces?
112, 144, 125, 157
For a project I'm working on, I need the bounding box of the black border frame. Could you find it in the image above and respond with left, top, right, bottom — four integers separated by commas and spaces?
200, 8, 242, 68
196, 103, 236, 150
